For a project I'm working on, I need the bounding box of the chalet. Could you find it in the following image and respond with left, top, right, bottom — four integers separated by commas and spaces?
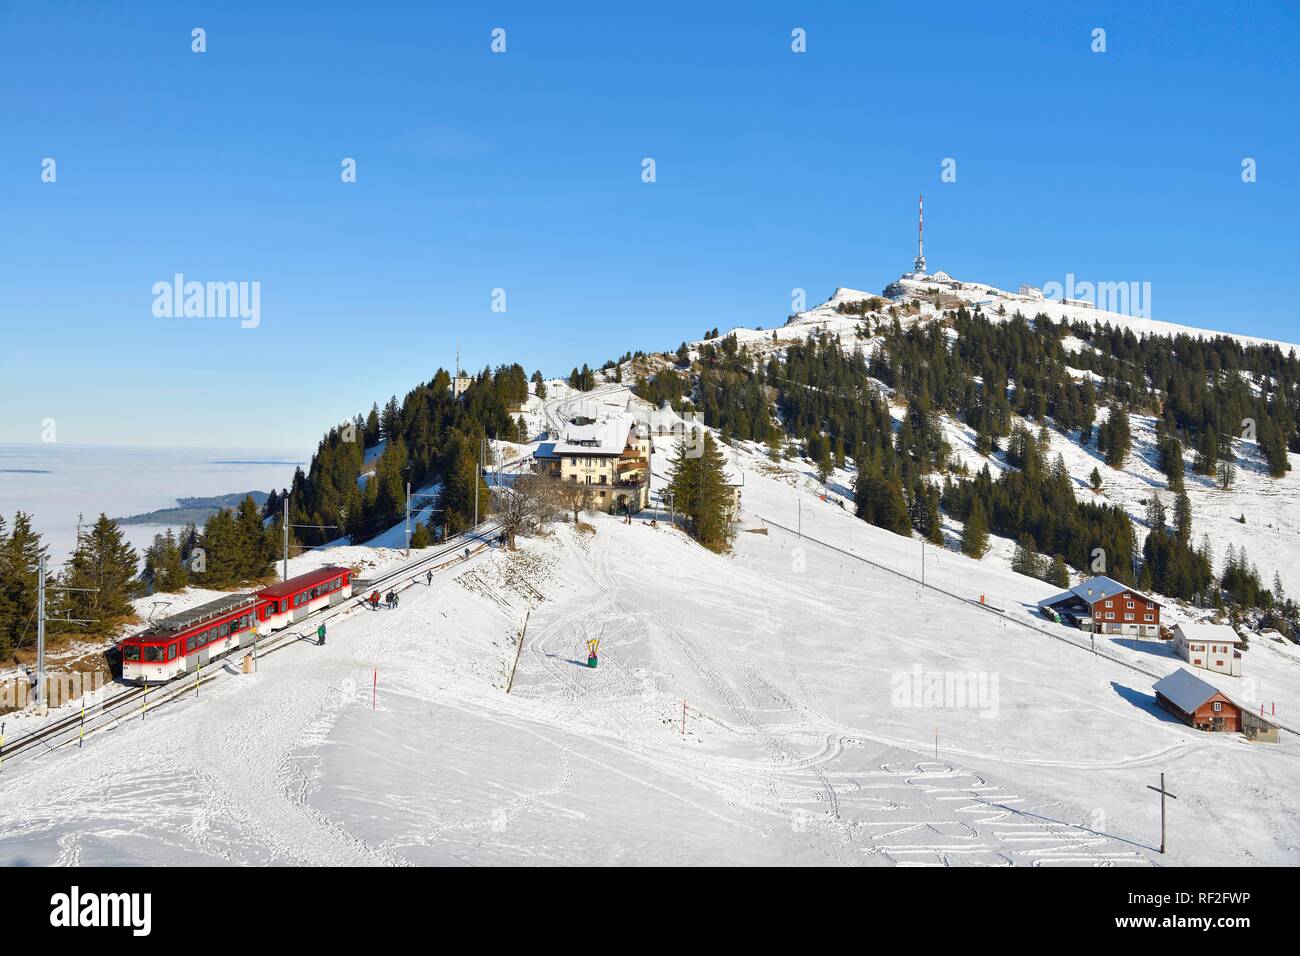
1172, 622, 1243, 677
1037, 575, 1162, 638
534, 414, 651, 515
1152, 668, 1278, 742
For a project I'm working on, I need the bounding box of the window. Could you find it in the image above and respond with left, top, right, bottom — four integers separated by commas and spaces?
144, 645, 164, 662
187, 635, 198, 653
1215, 660, 1224, 667
1124, 613, 1134, 621
1126, 601, 1135, 609
123, 644, 141, 661
1212, 701, 1222, 712
1144, 614, 1154, 622
1106, 612, 1115, 620
219, 622, 230, 638
1194, 658, 1202, 665
1105, 600, 1113, 608
167, 644, 177, 661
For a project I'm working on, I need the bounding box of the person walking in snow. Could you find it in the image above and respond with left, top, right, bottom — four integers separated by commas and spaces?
426, 569, 433, 587
369, 590, 380, 610
317, 623, 326, 646
393, 593, 400, 609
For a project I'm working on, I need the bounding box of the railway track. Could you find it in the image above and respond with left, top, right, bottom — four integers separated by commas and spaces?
0, 521, 501, 771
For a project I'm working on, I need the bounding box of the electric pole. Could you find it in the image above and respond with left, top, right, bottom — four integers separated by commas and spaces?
282, 496, 289, 581
405, 481, 411, 557
1147, 773, 1178, 854
34, 556, 96, 716
36, 556, 45, 715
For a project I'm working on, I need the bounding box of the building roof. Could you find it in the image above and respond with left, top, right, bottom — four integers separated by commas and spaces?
139, 593, 258, 638
1153, 668, 1230, 713
1038, 588, 1087, 609
536, 416, 640, 458
1176, 621, 1243, 645
257, 565, 352, 599
1068, 576, 1162, 607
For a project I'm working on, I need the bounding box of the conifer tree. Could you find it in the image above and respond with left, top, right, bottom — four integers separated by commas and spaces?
666, 433, 734, 552
962, 498, 990, 558
63, 514, 138, 633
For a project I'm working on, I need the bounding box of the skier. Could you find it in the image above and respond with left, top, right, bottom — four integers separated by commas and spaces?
317, 623, 326, 646
369, 590, 380, 610
426, 569, 433, 587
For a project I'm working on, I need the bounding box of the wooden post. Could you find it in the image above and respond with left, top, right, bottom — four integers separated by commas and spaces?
1146, 772, 1178, 854
505, 607, 531, 694
681, 700, 687, 736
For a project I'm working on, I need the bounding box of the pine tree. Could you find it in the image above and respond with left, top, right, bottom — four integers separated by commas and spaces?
1090, 467, 1102, 492
0, 513, 46, 655
667, 433, 735, 552
1173, 490, 1193, 545
1046, 554, 1070, 588
439, 431, 491, 534
143, 529, 189, 593
62, 514, 138, 633
410, 521, 432, 549
1011, 534, 1043, 579
962, 498, 990, 558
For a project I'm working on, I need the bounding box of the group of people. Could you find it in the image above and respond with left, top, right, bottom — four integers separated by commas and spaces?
367, 589, 399, 610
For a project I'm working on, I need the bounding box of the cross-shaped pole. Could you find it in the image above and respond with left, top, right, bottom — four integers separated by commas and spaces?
1146, 772, 1178, 854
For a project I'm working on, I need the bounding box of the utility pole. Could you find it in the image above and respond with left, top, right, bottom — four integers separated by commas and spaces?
1147, 773, 1178, 854
282, 496, 289, 581
474, 436, 482, 529
405, 481, 411, 557
34, 556, 95, 716
36, 556, 45, 715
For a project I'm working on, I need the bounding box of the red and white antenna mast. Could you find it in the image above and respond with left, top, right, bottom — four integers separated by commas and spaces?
914, 193, 927, 274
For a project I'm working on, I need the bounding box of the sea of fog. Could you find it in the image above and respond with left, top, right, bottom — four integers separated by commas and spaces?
0, 444, 309, 567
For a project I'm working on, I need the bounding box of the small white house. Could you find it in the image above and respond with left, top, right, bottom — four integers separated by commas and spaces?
1173, 622, 1242, 677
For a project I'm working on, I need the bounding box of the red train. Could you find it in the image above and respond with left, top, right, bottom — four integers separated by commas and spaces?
119, 565, 353, 684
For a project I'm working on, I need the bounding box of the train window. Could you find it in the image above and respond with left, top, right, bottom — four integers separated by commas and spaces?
167, 644, 177, 661
144, 645, 163, 662
219, 622, 230, 638
123, 644, 140, 661
187, 635, 198, 653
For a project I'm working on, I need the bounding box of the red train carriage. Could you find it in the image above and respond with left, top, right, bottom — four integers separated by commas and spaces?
120, 593, 264, 684
118, 565, 353, 685
256, 565, 352, 630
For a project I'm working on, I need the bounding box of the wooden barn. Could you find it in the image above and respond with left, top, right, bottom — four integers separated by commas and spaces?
1152, 668, 1278, 742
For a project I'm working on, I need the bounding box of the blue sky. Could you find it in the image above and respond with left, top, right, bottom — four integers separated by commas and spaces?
1, 1, 1296, 448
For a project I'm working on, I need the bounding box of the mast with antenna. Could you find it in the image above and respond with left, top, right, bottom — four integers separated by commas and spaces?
914, 193, 927, 275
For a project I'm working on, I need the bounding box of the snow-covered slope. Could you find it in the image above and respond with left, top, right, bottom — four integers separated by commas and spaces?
2, 435, 1297, 865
